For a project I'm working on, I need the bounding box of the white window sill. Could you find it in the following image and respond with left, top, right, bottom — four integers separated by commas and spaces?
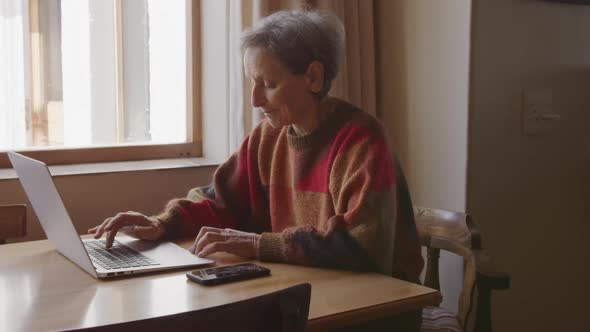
0, 157, 221, 180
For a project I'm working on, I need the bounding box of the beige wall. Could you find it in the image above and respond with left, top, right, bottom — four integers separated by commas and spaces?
0, 166, 216, 243
469, 0, 590, 331
375, 0, 472, 312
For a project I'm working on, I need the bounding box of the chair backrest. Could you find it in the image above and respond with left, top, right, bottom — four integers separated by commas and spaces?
69, 283, 312, 332
0, 204, 27, 244
414, 206, 478, 332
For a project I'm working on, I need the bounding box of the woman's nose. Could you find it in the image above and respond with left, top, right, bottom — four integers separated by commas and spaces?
251, 86, 266, 108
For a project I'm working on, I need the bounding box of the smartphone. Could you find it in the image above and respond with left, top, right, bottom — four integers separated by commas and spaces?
186, 263, 271, 285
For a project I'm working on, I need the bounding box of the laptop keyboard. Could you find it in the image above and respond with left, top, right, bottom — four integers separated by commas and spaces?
85, 239, 160, 270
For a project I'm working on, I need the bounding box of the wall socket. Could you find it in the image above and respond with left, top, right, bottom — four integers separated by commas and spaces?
522, 89, 560, 136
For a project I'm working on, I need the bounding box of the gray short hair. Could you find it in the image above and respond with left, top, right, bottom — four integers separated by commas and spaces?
241, 10, 345, 99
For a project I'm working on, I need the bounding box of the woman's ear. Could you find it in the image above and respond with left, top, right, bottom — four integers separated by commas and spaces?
304, 61, 325, 94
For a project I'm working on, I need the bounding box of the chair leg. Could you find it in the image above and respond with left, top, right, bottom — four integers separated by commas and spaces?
474, 284, 492, 332
424, 247, 441, 295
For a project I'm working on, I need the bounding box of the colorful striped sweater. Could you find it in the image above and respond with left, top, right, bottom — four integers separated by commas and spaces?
158, 98, 423, 282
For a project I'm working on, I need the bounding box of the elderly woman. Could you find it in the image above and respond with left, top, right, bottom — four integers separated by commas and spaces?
89, 10, 423, 283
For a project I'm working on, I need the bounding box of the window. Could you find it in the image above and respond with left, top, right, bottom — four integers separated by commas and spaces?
0, 0, 201, 168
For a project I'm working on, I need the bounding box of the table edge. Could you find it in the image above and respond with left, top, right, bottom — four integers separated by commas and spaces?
307, 291, 442, 331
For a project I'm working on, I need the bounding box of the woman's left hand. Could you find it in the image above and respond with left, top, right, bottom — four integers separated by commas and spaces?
189, 226, 261, 259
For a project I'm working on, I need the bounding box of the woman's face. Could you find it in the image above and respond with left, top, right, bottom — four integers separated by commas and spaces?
243, 47, 319, 133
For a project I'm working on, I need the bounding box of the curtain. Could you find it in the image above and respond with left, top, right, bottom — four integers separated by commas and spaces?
0, 0, 28, 149
228, 0, 376, 152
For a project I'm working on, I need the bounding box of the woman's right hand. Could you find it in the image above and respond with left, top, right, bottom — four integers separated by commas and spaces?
88, 211, 166, 248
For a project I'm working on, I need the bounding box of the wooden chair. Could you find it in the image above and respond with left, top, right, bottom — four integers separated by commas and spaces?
0, 204, 27, 244
414, 207, 509, 332
69, 283, 311, 332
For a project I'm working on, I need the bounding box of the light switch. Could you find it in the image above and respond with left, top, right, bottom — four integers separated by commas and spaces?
522, 89, 560, 136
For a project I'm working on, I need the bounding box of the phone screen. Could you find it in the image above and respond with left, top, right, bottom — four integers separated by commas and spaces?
187, 263, 271, 285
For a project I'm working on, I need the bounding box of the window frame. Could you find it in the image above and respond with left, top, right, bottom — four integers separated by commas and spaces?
0, 0, 202, 168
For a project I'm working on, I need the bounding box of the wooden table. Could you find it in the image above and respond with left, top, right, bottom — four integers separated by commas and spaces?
0, 238, 441, 331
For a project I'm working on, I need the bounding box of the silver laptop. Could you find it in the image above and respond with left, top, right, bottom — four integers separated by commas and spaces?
8, 151, 213, 279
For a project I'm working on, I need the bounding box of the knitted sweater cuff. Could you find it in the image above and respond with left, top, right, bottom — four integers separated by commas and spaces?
152, 209, 182, 240
258, 232, 287, 262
